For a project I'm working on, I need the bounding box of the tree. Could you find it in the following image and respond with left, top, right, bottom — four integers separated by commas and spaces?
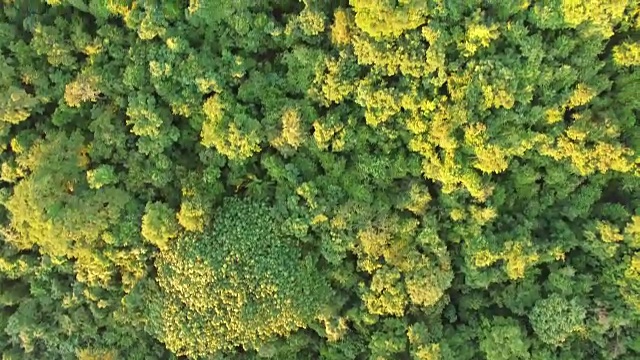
0, 87, 38, 124
64, 73, 101, 107
86, 165, 117, 189
480, 317, 531, 360
0, 0, 639, 358
529, 295, 586, 346
201, 94, 262, 160
146, 198, 332, 357
4, 131, 129, 257
141, 202, 179, 251
350, 0, 428, 39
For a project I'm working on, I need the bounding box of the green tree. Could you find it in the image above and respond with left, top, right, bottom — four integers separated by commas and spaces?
141, 201, 179, 251
529, 295, 586, 345
146, 198, 332, 357
480, 317, 530, 360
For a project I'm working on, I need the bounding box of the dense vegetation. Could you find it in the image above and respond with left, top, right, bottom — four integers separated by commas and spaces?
0, 1, 639, 359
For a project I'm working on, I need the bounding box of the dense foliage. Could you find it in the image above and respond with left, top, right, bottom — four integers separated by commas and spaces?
147, 198, 332, 357
0, 1, 638, 359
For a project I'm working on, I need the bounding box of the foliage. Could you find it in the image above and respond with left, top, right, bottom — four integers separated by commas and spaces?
141, 201, 179, 250
147, 198, 332, 357
0, 0, 638, 359
529, 295, 586, 345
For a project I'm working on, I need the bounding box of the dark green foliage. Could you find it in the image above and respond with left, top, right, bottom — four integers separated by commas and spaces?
0, 1, 639, 359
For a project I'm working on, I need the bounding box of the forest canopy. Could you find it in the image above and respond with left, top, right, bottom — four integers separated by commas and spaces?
0, 0, 639, 359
